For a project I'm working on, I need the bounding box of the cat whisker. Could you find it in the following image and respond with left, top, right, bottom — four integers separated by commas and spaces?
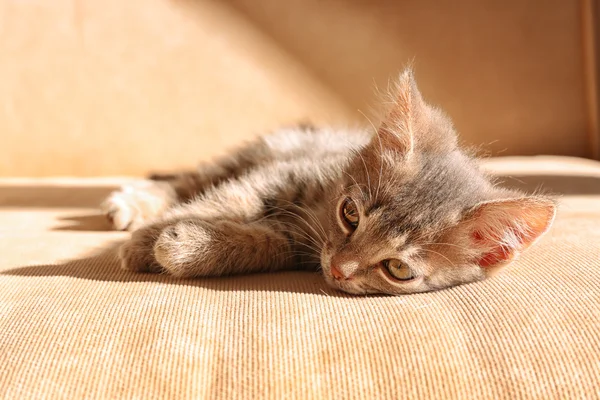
256, 206, 317, 234
274, 248, 320, 264
244, 221, 323, 256
270, 225, 324, 252
279, 251, 320, 263
343, 171, 368, 201
263, 205, 327, 247
295, 259, 321, 268
274, 220, 324, 250
272, 198, 328, 241
273, 231, 323, 254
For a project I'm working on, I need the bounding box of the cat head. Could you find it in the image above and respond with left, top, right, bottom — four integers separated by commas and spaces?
321, 69, 556, 295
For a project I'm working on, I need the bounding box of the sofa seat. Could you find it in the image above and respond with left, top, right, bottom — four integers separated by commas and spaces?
1, 156, 599, 399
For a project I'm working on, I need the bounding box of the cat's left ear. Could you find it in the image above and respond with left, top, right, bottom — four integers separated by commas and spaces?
372, 69, 456, 157
458, 197, 556, 273
375, 69, 425, 157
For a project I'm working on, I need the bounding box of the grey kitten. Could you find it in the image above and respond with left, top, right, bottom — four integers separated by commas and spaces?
101, 69, 555, 295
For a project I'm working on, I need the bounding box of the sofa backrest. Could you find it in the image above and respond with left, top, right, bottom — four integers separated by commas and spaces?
1, 0, 597, 176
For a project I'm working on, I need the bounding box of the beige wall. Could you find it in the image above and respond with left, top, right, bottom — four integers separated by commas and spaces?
0, 0, 596, 176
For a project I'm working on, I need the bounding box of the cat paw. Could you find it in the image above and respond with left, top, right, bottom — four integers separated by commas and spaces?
118, 224, 165, 273
101, 180, 176, 231
154, 219, 212, 278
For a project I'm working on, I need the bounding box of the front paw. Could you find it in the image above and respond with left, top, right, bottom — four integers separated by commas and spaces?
118, 224, 165, 273
153, 220, 212, 278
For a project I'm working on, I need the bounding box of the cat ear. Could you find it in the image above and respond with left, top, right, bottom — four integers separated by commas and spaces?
375, 68, 425, 157
462, 197, 556, 271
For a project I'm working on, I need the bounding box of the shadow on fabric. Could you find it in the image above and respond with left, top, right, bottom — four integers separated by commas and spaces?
1, 241, 355, 296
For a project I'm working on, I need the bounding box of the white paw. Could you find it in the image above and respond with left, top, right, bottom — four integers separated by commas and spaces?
100, 180, 175, 231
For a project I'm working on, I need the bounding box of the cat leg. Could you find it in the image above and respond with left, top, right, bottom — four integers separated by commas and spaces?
101, 136, 273, 231
101, 167, 229, 231
116, 138, 324, 275
120, 218, 295, 277
118, 177, 293, 276
117, 170, 318, 276
102, 125, 315, 230
100, 152, 256, 231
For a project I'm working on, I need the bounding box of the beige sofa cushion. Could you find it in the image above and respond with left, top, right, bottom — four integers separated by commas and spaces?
1, 156, 599, 398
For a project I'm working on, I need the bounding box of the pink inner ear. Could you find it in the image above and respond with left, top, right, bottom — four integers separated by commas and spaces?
478, 247, 512, 267
469, 199, 555, 269
472, 230, 516, 268
475, 235, 515, 267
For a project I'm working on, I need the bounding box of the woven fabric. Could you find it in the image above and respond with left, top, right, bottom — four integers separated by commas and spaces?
1, 156, 599, 399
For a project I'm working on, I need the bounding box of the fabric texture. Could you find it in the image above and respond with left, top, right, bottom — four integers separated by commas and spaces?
1, 156, 599, 399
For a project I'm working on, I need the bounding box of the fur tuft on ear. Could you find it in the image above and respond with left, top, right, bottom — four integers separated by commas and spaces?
371, 68, 457, 158
463, 197, 556, 272
376, 68, 424, 156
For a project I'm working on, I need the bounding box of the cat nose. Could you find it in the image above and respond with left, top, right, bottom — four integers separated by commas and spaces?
330, 264, 344, 280
330, 262, 354, 281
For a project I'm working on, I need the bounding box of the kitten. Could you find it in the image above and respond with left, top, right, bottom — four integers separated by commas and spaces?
101, 69, 556, 295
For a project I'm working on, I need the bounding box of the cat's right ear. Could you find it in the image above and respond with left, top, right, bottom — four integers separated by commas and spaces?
373, 69, 425, 158
452, 197, 556, 274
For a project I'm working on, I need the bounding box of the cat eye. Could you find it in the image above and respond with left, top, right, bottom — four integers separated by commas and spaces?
341, 198, 359, 230
382, 259, 415, 281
